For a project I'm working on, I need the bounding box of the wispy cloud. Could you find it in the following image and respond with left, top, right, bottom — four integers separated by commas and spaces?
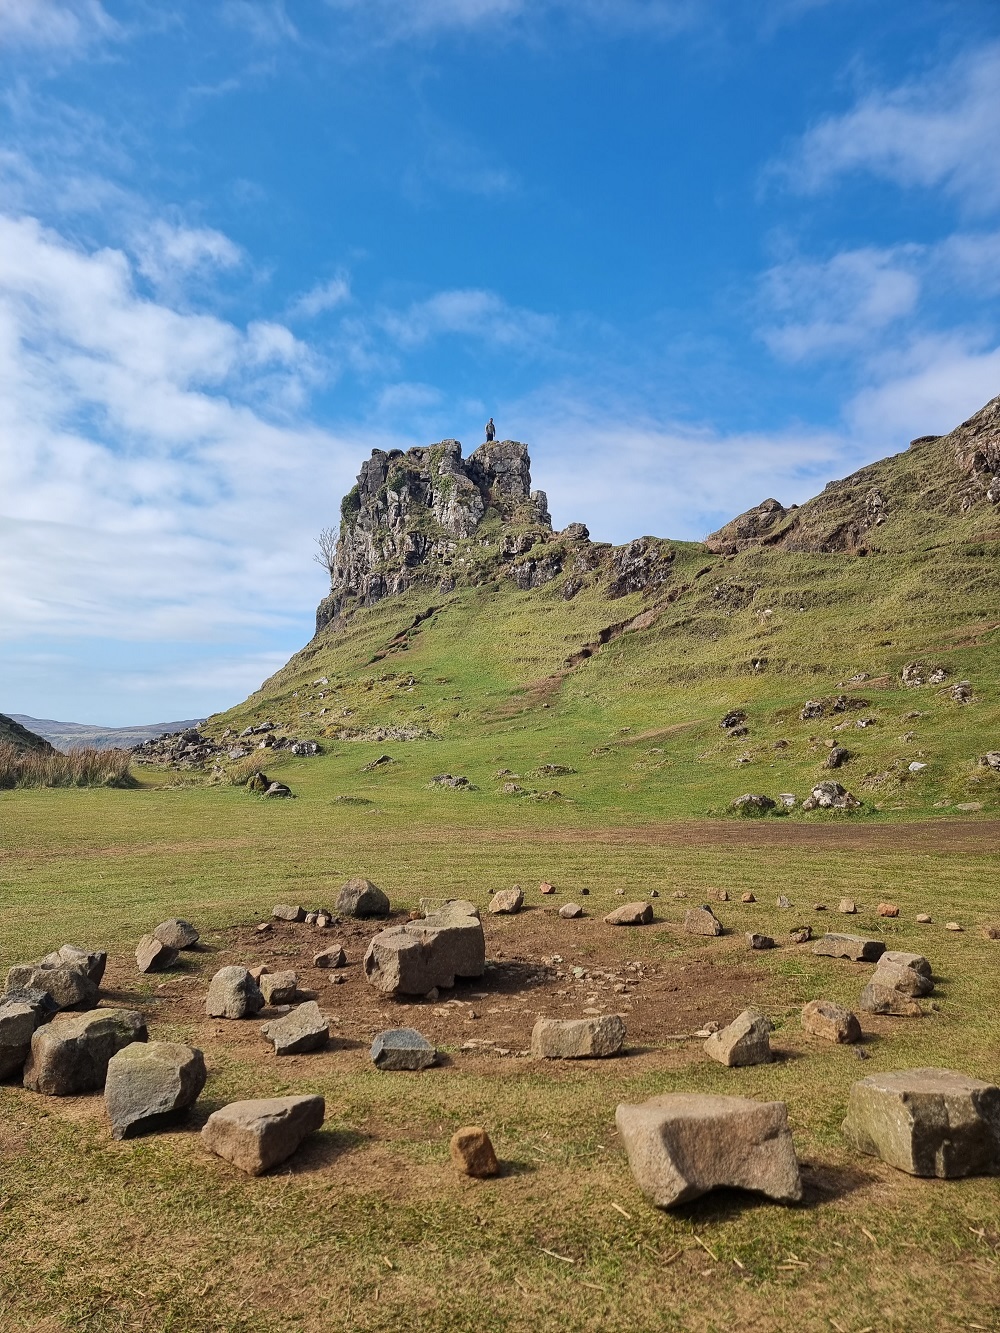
775, 43, 1000, 212
0, 0, 117, 50
380, 287, 555, 349
288, 274, 352, 320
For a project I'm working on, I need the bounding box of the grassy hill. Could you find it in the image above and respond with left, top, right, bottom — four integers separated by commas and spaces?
0, 712, 54, 754
206, 398, 1000, 821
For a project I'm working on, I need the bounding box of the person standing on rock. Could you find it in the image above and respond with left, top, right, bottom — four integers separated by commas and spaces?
485, 418, 495, 442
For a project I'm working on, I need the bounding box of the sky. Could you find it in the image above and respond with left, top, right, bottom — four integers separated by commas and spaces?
1, 0, 999, 725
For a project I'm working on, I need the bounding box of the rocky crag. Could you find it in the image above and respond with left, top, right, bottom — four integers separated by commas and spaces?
314, 437, 681, 633
0, 713, 54, 754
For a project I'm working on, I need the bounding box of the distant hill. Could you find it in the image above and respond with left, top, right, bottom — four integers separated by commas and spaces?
0, 713, 55, 754
7, 715, 206, 752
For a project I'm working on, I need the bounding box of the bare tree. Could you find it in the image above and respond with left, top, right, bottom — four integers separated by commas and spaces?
313, 526, 338, 579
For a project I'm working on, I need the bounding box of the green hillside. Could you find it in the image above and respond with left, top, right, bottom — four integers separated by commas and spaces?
206, 397, 1000, 820
0, 712, 54, 754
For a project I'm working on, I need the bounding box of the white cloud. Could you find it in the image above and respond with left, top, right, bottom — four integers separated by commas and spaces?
132, 220, 244, 294
288, 274, 352, 320
380, 288, 555, 349
323, 0, 706, 41
0, 0, 116, 49
779, 43, 1000, 212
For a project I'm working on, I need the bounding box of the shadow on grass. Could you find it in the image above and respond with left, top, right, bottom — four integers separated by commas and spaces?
287, 1126, 372, 1172
669, 1159, 878, 1222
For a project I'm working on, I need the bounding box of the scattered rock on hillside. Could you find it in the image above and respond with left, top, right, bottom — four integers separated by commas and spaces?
747, 933, 775, 951
105, 1041, 206, 1138
23, 1009, 147, 1096
152, 919, 199, 950
842, 1069, 1000, 1177
450, 1125, 499, 1177
5, 961, 98, 1012
685, 906, 723, 937
731, 793, 775, 816
364, 901, 485, 996
488, 888, 523, 915
335, 878, 390, 918
261, 1001, 329, 1055
742, 892, 756, 903
530, 1015, 625, 1059
945, 921, 963, 932
981, 752, 1000, 771
263, 782, 293, 798
838, 898, 857, 914
205, 967, 264, 1019
135, 935, 178, 973
813, 933, 885, 963
859, 979, 923, 1017
950, 681, 974, 703
429, 774, 475, 790
720, 710, 747, 730
704, 1010, 772, 1067
604, 902, 654, 926
370, 1027, 437, 1070
559, 902, 583, 919
314, 945, 346, 968
259, 971, 298, 1006
201, 1095, 325, 1175
825, 746, 849, 769
802, 782, 860, 811
801, 999, 861, 1043
272, 904, 305, 922
877, 902, 900, 918
616, 1093, 802, 1207
789, 926, 812, 944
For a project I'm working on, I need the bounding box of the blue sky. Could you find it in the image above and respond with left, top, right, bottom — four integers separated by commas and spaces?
2, 0, 999, 724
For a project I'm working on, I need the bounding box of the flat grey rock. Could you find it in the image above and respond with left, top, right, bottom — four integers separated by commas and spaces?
202, 1095, 324, 1175
261, 1001, 329, 1055
812, 933, 886, 963
370, 1027, 437, 1071
531, 1015, 625, 1059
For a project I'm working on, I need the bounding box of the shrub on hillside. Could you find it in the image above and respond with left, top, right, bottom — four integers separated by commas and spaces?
0, 742, 134, 789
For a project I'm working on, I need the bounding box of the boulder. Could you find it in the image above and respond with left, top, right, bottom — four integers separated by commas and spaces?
881, 950, 931, 979
704, 1010, 772, 1067
104, 1041, 206, 1138
603, 902, 653, 926
685, 906, 723, 937
23, 1009, 147, 1095
488, 888, 523, 915
335, 878, 390, 918
559, 902, 583, 919
205, 966, 264, 1019
789, 926, 812, 944
272, 904, 305, 922
859, 980, 923, 1017
842, 1069, 1000, 1177
812, 933, 886, 963
530, 1015, 626, 1060
201, 1095, 325, 1175
135, 934, 178, 973
801, 999, 861, 1044
313, 945, 346, 969
5, 961, 98, 1011
731, 793, 776, 816
152, 919, 199, 950
872, 958, 933, 998
261, 1001, 329, 1055
616, 1093, 802, 1208
802, 782, 860, 811
450, 1125, 499, 1177
263, 782, 292, 798
363, 901, 485, 996
259, 970, 298, 1005
747, 933, 775, 950
40, 944, 107, 984
370, 1027, 437, 1070
0, 996, 48, 1079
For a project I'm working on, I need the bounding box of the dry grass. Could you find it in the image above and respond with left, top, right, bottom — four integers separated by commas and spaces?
0, 742, 133, 789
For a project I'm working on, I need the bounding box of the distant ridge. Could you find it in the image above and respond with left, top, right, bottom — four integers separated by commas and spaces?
7, 715, 206, 753
0, 713, 55, 754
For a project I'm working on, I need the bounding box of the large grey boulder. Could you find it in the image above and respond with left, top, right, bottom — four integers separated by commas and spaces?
135, 935, 178, 973
5, 961, 98, 1011
488, 887, 523, 915
370, 1027, 437, 1070
880, 950, 932, 979
871, 957, 933, 999
335, 877, 390, 918
812, 933, 886, 963
152, 919, 199, 950
842, 1069, 1000, 1177
859, 979, 923, 1016
40, 944, 107, 985
704, 1010, 772, 1067
685, 906, 722, 937
104, 1041, 206, 1138
603, 902, 653, 926
261, 1001, 329, 1055
530, 1015, 625, 1059
205, 966, 264, 1019
363, 900, 484, 996
0, 995, 50, 1079
201, 1095, 325, 1175
23, 1009, 147, 1095
616, 1093, 802, 1208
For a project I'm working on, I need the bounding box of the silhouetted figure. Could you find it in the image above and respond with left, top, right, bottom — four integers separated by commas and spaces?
485, 417, 495, 442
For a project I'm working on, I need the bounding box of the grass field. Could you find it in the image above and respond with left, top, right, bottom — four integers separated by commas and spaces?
3, 761, 1000, 1333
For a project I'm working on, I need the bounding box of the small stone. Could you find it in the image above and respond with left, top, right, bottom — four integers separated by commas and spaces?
272, 904, 305, 922
746, 933, 775, 950
684, 906, 722, 937
105, 1041, 206, 1138
330, 974, 346, 985
205, 966, 264, 1019
450, 1125, 499, 1177
304, 912, 319, 925
812, 934, 886, 963
614, 887, 626, 897
256, 922, 273, 934
616, 1093, 802, 1208
741, 892, 756, 904
801, 999, 861, 1044
704, 1010, 772, 1067
424, 987, 439, 1001
916, 914, 933, 924
945, 921, 963, 932
152, 919, 199, 950
539, 882, 556, 895
710, 889, 729, 902
313, 945, 346, 969
336, 878, 390, 918
559, 903, 583, 919
315, 913, 331, 929
201, 1095, 324, 1175
263, 782, 292, 798
261, 1001, 329, 1055
604, 902, 654, 926
580, 888, 590, 896
838, 899, 857, 914
814, 903, 827, 911
530, 1015, 626, 1059
877, 903, 900, 918
23, 1009, 147, 1095
135, 935, 178, 973
842, 1069, 1000, 1177
488, 888, 524, 915
649, 890, 659, 899
776, 895, 792, 909
370, 1027, 437, 1071
259, 970, 298, 1006
982, 925, 1000, 940
789, 926, 812, 944
672, 890, 687, 899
